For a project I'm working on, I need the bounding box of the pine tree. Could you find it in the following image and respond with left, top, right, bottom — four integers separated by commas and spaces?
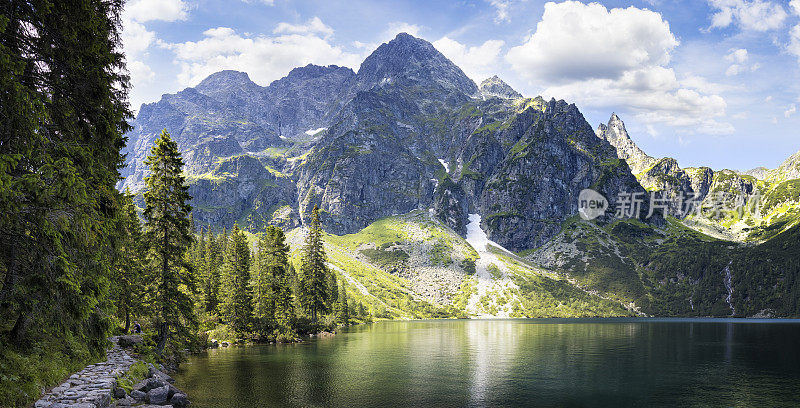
201, 231, 222, 313
328, 272, 339, 309
251, 235, 275, 337
335, 282, 349, 325
143, 130, 196, 355
299, 206, 331, 323
252, 226, 295, 337
221, 225, 253, 337
112, 190, 146, 333
0, 0, 130, 354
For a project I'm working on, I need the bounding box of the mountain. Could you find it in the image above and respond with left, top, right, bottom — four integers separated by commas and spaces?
120, 33, 800, 318
479, 75, 522, 99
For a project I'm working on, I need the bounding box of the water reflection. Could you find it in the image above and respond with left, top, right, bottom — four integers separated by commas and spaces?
174, 319, 800, 408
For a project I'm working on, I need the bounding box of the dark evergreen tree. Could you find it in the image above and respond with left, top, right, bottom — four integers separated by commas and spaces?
112, 190, 146, 333
335, 282, 349, 325
328, 271, 339, 309
251, 235, 275, 337
299, 206, 331, 322
201, 231, 222, 313
221, 225, 252, 336
265, 227, 295, 335
143, 130, 196, 355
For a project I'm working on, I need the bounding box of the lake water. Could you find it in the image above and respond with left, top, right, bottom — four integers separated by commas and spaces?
173, 319, 800, 407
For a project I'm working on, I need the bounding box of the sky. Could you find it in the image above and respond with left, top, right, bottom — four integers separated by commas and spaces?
122, 0, 800, 172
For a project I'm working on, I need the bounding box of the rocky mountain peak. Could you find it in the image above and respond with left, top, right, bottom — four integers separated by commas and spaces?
479, 75, 522, 99
771, 149, 800, 181
280, 64, 355, 83
356, 33, 478, 96
596, 113, 656, 174
195, 70, 259, 95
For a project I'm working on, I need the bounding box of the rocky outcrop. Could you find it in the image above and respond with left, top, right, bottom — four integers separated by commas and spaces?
433, 178, 469, 235
479, 75, 522, 99
596, 113, 656, 175
189, 155, 298, 231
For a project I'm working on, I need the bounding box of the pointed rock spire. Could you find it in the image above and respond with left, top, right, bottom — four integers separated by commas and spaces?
596, 113, 656, 174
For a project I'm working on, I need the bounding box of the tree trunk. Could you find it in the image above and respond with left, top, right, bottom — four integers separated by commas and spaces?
124, 308, 130, 334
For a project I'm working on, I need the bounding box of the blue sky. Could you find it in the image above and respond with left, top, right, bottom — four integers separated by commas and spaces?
122, 0, 800, 171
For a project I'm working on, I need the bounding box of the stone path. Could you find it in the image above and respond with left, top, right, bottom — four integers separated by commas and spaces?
34, 337, 137, 408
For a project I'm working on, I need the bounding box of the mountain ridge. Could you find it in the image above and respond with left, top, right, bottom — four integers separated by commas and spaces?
119, 33, 800, 318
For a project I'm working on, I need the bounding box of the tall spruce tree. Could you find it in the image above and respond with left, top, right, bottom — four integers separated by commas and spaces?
254, 226, 295, 336
221, 225, 252, 336
143, 130, 196, 355
335, 282, 349, 325
201, 230, 222, 313
299, 206, 331, 323
112, 190, 146, 333
251, 235, 275, 337
0, 0, 130, 357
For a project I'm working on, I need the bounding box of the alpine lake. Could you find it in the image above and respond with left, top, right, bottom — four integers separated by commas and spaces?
173, 318, 800, 407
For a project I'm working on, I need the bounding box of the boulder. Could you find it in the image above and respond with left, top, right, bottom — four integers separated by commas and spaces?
170, 393, 189, 408
147, 385, 170, 405
145, 377, 167, 391
130, 390, 147, 401
133, 379, 149, 392
113, 386, 126, 399
149, 366, 175, 384
117, 335, 143, 348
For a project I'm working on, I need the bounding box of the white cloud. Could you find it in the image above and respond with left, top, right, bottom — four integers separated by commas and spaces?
507, 1, 678, 82
121, 0, 190, 110
785, 103, 797, 118
124, 0, 189, 23
723, 48, 759, 75
433, 37, 504, 82
128, 60, 155, 84
487, 0, 511, 23
121, 20, 155, 56
165, 24, 362, 87
792, 0, 800, 15
725, 48, 749, 64
788, 24, 800, 59
506, 1, 729, 134
707, 0, 787, 32
274, 17, 334, 38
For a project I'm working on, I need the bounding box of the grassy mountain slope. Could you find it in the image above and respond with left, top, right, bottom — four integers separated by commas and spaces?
527, 216, 800, 317
285, 210, 630, 319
